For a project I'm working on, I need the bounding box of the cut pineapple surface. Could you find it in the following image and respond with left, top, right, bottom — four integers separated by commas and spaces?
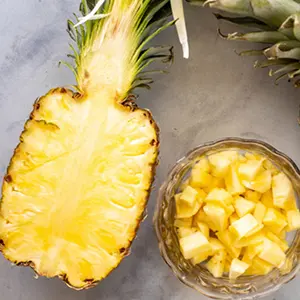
0, 0, 174, 289
174, 149, 299, 279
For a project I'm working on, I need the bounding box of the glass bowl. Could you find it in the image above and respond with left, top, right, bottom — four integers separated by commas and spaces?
153, 138, 300, 299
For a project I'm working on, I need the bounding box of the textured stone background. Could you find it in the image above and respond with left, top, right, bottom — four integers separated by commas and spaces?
1, 1, 300, 299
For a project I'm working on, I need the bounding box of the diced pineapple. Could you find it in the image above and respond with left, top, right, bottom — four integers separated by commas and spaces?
196, 221, 210, 239
194, 157, 211, 173
224, 259, 231, 273
245, 224, 264, 237
190, 248, 212, 265
205, 188, 233, 208
229, 258, 249, 280
264, 230, 289, 252
209, 238, 225, 254
174, 217, 193, 228
216, 230, 241, 259
229, 214, 259, 239
242, 170, 271, 193
250, 257, 273, 275
175, 193, 201, 218
208, 152, 235, 178
225, 164, 245, 195
195, 188, 207, 203
206, 250, 226, 278
235, 231, 264, 248
238, 155, 247, 163
203, 204, 228, 232
190, 168, 213, 188
244, 190, 261, 202
243, 242, 264, 260
263, 159, 279, 175
179, 232, 212, 260
238, 160, 263, 181
180, 186, 198, 206
286, 210, 300, 231
225, 204, 235, 217
177, 227, 197, 238
258, 238, 286, 267
234, 197, 256, 218
204, 177, 225, 193
261, 190, 274, 208
229, 213, 239, 225
272, 173, 296, 210
253, 202, 267, 223
194, 209, 218, 232
245, 152, 264, 161
263, 208, 287, 235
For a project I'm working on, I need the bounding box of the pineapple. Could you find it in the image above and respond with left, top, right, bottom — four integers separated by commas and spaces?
0, 0, 174, 289
229, 258, 249, 280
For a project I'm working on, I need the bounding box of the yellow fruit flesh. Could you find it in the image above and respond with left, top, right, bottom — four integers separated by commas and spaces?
0, 90, 157, 288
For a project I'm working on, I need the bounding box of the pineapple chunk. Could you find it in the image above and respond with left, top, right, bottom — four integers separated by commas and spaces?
253, 202, 267, 223
264, 230, 289, 252
272, 173, 296, 210
177, 227, 197, 238
229, 258, 249, 280
175, 193, 201, 218
286, 210, 300, 231
261, 190, 274, 208
190, 168, 213, 188
235, 231, 264, 248
263, 159, 279, 175
174, 217, 193, 228
229, 213, 239, 225
245, 224, 264, 237
242, 170, 271, 193
243, 242, 264, 260
258, 238, 286, 267
196, 222, 210, 239
229, 214, 259, 239
180, 186, 198, 206
203, 204, 228, 232
234, 197, 256, 218
216, 230, 241, 259
206, 250, 226, 278
224, 260, 231, 273
209, 238, 225, 254
179, 232, 212, 260
245, 152, 263, 160
225, 165, 245, 195
263, 208, 287, 235
238, 160, 263, 181
244, 190, 261, 202
191, 249, 212, 265
208, 151, 236, 178
205, 188, 232, 208
250, 257, 273, 275
194, 158, 211, 173
194, 209, 218, 232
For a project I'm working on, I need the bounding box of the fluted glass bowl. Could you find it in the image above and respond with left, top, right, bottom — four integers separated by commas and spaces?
153, 138, 300, 299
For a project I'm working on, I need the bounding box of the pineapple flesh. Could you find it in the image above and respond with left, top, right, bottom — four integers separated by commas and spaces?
0, 0, 174, 289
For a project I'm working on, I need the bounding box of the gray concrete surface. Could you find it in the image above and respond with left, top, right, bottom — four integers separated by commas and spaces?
1, 1, 300, 299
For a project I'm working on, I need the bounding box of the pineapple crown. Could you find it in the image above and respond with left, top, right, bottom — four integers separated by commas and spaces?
63, 0, 175, 96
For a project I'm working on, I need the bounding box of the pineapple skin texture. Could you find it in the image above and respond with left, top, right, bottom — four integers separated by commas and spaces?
0, 88, 159, 289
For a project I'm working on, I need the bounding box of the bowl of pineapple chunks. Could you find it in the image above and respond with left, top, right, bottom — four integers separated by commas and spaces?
154, 138, 300, 299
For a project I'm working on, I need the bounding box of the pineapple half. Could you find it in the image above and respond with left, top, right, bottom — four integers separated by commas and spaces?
188, 0, 300, 88
0, 0, 174, 289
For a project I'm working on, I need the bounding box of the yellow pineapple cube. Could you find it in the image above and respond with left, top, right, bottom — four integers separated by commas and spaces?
180, 186, 198, 206
234, 196, 256, 218
245, 152, 264, 161
225, 204, 235, 217
229, 213, 239, 225
204, 177, 225, 193
205, 188, 233, 208
229, 258, 249, 280
174, 217, 193, 228
263, 159, 279, 175
216, 230, 241, 258
263, 208, 287, 235
194, 209, 218, 232
253, 202, 267, 223
245, 223, 264, 237
238, 160, 263, 181
177, 227, 197, 238
250, 257, 273, 275
209, 238, 225, 254
179, 231, 212, 260
196, 221, 210, 239
203, 204, 228, 232
225, 164, 245, 195
229, 214, 259, 239
264, 230, 288, 252
224, 259, 231, 273
258, 238, 286, 267
244, 190, 261, 202
175, 193, 201, 218
191, 249, 212, 265
195, 188, 207, 203
286, 210, 300, 231
194, 157, 211, 173
235, 231, 265, 248
243, 242, 264, 260
272, 173, 296, 210
208, 151, 237, 178
190, 168, 213, 188
242, 170, 271, 193
206, 250, 226, 278
261, 190, 274, 208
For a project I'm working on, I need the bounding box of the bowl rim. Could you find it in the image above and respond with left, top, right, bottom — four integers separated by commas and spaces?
153, 137, 300, 300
